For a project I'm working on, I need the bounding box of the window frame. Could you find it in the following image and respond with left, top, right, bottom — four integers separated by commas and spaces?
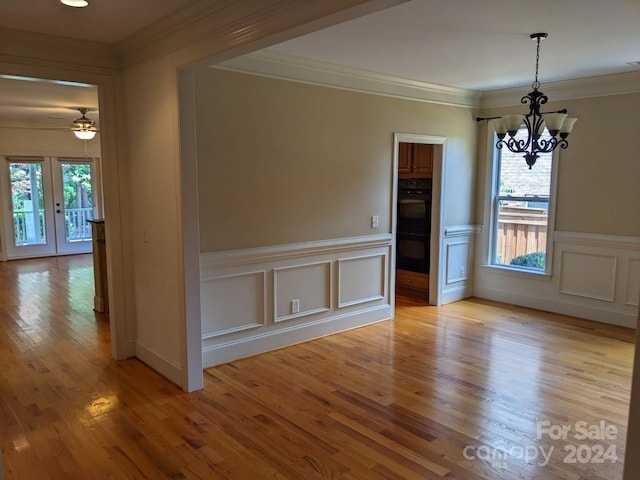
484, 120, 560, 276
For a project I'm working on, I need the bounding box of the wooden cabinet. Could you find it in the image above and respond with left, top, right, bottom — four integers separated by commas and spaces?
412, 143, 434, 175
398, 142, 433, 178
397, 142, 412, 174
396, 269, 429, 293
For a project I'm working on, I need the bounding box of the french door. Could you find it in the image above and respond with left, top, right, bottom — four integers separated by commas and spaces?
2, 156, 98, 259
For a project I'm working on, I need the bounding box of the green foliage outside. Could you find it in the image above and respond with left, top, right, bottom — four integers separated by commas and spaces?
10, 163, 92, 211
10, 163, 44, 211
510, 252, 546, 269
62, 164, 92, 209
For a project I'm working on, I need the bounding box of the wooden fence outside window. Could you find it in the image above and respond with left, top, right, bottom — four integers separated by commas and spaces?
496, 206, 547, 265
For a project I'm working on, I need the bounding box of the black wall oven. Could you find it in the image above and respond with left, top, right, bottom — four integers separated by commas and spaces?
397, 178, 431, 274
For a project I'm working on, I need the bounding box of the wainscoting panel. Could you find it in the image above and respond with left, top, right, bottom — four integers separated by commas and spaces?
201, 271, 266, 338
626, 258, 640, 306
274, 261, 331, 322
200, 235, 393, 367
446, 241, 470, 285
441, 225, 478, 304
559, 252, 617, 302
338, 253, 386, 308
475, 231, 640, 328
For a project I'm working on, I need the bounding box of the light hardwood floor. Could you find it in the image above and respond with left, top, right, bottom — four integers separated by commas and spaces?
0, 255, 634, 479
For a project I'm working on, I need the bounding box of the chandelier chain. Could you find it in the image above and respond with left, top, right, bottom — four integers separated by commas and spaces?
533, 36, 541, 90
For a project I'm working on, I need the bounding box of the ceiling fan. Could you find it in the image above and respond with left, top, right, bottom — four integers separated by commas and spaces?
70, 107, 99, 140
0, 105, 100, 140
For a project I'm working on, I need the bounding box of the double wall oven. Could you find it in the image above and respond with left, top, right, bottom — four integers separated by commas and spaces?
396, 178, 432, 274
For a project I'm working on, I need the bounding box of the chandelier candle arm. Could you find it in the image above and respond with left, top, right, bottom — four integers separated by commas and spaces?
474, 33, 577, 169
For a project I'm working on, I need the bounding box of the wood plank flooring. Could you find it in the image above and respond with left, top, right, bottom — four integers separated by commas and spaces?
0, 255, 635, 479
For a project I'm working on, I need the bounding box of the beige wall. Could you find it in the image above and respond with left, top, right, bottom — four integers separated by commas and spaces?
476, 92, 640, 237
196, 68, 477, 252
0, 127, 101, 158
121, 55, 183, 379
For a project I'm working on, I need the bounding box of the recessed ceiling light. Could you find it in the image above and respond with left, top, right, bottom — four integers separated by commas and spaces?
61, 0, 88, 7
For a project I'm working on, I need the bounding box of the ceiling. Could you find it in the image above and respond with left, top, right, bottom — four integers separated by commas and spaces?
0, 0, 639, 130
266, 0, 640, 91
0, 76, 99, 129
0, 0, 199, 130
0, 0, 199, 44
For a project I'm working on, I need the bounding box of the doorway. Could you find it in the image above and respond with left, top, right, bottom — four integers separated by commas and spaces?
393, 133, 446, 306
2, 156, 100, 259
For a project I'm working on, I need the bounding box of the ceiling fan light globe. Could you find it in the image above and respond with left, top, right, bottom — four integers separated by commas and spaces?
73, 130, 97, 140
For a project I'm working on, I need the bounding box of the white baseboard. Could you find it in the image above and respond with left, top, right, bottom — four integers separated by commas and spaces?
136, 340, 183, 386
124, 338, 137, 359
441, 283, 473, 305
203, 304, 391, 367
475, 286, 636, 329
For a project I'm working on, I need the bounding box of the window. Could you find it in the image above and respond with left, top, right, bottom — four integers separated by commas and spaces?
489, 126, 557, 273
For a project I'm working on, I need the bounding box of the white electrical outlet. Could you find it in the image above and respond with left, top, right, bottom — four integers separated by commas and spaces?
371, 215, 379, 228
291, 299, 300, 314
459, 266, 465, 277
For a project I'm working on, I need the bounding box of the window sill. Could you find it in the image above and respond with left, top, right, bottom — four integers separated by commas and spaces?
479, 264, 552, 282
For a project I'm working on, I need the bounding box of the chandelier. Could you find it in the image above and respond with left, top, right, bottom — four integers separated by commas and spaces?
71, 108, 99, 140
477, 33, 577, 169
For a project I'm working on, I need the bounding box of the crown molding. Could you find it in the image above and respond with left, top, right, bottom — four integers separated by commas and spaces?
215, 49, 640, 110
118, 0, 405, 70
215, 50, 481, 108
479, 70, 640, 109
118, 0, 230, 68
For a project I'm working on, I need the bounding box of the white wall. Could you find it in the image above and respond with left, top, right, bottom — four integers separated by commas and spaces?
200, 236, 393, 366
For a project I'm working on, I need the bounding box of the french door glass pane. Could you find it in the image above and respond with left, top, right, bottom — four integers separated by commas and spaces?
61, 163, 93, 243
10, 162, 46, 247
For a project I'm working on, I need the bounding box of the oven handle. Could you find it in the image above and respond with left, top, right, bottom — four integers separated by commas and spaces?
398, 190, 431, 195
397, 232, 429, 238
